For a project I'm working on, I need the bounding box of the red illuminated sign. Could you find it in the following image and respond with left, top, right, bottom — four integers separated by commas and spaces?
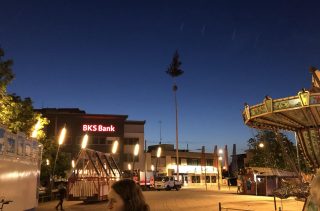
82, 124, 115, 132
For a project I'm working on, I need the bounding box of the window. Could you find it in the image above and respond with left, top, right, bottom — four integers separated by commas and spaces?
191, 176, 200, 183
206, 176, 210, 183
206, 159, 213, 166
211, 176, 217, 183
187, 158, 200, 166
92, 137, 100, 145
123, 153, 139, 162
7, 138, 16, 153
99, 139, 107, 145
123, 138, 139, 145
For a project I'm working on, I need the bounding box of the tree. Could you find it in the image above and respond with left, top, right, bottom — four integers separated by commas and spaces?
0, 48, 48, 137
166, 50, 184, 79
166, 50, 184, 178
0, 48, 70, 185
247, 130, 312, 173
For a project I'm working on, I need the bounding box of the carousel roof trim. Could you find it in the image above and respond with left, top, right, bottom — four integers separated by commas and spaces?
243, 91, 320, 131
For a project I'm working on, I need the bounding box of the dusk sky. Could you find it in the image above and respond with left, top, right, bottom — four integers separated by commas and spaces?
1, 0, 320, 152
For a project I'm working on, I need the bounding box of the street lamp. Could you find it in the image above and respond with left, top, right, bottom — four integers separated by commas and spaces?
53, 126, 67, 178
217, 148, 223, 191
112, 140, 119, 154
111, 140, 122, 178
155, 146, 162, 176
71, 160, 75, 169
218, 156, 223, 190
132, 143, 139, 174
51, 126, 66, 199
81, 134, 88, 149
258, 143, 264, 148
151, 165, 155, 171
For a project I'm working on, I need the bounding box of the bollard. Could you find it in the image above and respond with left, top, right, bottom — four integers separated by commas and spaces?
218, 202, 221, 211
278, 207, 282, 211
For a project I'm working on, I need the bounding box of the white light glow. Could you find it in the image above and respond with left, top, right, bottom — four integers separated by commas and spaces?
31, 119, 41, 138
46, 159, 50, 166
218, 156, 223, 161
170, 164, 217, 174
112, 140, 119, 154
81, 134, 88, 149
218, 149, 223, 154
151, 165, 155, 171
72, 160, 75, 168
58, 127, 67, 145
157, 146, 162, 158
134, 143, 139, 156
0, 171, 37, 181
128, 163, 132, 170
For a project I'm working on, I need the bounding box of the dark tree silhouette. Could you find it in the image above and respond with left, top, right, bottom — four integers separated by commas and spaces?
166, 50, 184, 78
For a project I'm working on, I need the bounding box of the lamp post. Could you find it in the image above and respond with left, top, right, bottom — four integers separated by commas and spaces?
111, 140, 122, 178
132, 143, 139, 175
155, 146, 162, 176
217, 148, 223, 191
52, 126, 67, 180
81, 134, 88, 149
218, 156, 222, 190
112, 140, 119, 154
51, 126, 66, 199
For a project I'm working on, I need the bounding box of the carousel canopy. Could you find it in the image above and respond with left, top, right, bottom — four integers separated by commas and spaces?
243, 67, 320, 169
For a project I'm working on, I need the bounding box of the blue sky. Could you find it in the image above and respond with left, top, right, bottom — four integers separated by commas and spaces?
1, 0, 320, 152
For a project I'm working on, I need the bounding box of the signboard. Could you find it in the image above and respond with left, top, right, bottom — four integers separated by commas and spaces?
82, 124, 116, 132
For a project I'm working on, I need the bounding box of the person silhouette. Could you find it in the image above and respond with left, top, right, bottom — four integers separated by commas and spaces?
107, 179, 150, 211
55, 183, 66, 211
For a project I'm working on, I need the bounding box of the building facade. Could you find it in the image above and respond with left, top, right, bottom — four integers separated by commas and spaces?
36, 108, 145, 171
146, 144, 222, 186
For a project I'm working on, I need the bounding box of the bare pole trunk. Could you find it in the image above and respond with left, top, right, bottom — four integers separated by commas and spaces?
174, 83, 179, 179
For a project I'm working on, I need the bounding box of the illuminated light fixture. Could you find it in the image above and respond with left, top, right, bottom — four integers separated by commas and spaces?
128, 163, 132, 170
218, 156, 223, 161
151, 165, 155, 171
46, 159, 50, 166
112, 140, 119, 154
58, 127, 67, 145
134, 143, 139, 156
218, 149, 223, 154
81, 134, 88, 149
31, 119, 41, 138
72, 160, 75, 168
259, 143, 264, 148
157, 146, 162, 158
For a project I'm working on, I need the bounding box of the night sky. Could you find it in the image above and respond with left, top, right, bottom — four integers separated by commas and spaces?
1, 0, 320, 152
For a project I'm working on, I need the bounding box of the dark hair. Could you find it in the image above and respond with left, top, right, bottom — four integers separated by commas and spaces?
111, 179, 150, 211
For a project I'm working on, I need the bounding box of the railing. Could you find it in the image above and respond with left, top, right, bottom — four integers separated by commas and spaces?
218, 202, 254, 211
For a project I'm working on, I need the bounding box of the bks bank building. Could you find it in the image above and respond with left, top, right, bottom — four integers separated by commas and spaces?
36, 108, 145, 171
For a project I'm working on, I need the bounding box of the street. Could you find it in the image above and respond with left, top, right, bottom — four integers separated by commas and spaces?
36, 186, 305, 211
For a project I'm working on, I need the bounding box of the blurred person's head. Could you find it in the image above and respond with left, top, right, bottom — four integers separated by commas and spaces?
107, 179, 150, 211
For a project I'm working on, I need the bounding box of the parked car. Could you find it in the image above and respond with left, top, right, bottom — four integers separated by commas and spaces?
154, 176, 182, 191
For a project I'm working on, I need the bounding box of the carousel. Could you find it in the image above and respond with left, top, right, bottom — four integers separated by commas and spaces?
243, 67, 320, 205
